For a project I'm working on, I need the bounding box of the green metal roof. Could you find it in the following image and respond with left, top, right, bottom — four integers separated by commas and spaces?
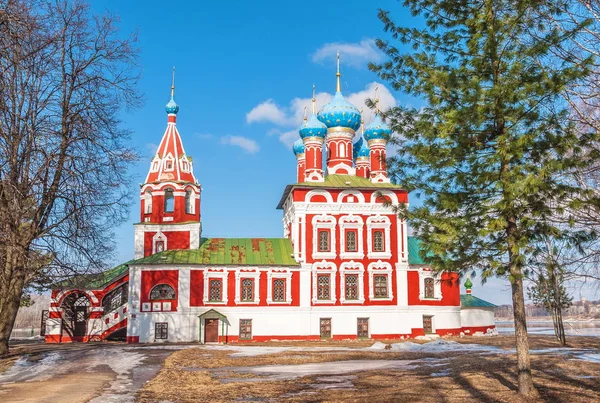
132, 238, 299, 266
460, 294, 497, 308
407, 236, 426, 265
54, 261, 131, 290
277, 175, 405, 209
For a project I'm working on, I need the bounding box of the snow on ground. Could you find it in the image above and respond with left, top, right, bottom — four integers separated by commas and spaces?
574, 353, 600, 363
0, 351, 62, 383
203, 344, 357, 357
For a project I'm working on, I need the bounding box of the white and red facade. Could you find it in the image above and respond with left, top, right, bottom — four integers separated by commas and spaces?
46, 70, 495, 344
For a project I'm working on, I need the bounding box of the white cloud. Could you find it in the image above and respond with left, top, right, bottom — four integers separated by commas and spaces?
196, 133, 214, 140
347, 82, 397, 124
312, 39, 383, 68
246, 99, 291, 125
221, 136, 260, 154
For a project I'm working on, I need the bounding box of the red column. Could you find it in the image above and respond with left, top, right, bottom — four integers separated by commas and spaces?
368, 139, 389, 183
326, 127, 354, 175
355, 157, 370, 178
296, 153, 306, 183
303, 137, 324, 182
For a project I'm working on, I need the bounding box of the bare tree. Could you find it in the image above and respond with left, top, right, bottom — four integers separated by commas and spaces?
0, 0, 140, 356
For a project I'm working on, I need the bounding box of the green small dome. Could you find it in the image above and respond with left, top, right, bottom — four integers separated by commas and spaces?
464, 277, 473, 289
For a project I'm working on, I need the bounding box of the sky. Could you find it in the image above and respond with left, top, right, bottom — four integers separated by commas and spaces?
92, 0, 596, 305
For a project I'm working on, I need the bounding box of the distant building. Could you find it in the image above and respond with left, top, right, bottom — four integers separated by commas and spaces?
45, 59, 496, 343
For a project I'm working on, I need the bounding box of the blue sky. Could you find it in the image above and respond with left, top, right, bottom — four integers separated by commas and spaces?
94, 0, 595, 305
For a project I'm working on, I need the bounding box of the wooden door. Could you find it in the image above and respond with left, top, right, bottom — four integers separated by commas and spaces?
423, 315, 433, 334
320, 318, 331, 338
204, 318, 219, 343
73, 307, 87, 337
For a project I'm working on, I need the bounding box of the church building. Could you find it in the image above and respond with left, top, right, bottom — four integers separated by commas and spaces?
45, 58, 496, 344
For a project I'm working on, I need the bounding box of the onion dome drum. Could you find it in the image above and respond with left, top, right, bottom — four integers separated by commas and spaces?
292, 138, 305, 155
317, 92, 361, 131
299, 114, 327, 139
353, 136, 370, 159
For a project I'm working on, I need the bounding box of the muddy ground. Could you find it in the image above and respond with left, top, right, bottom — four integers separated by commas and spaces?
1, 335, 599, 402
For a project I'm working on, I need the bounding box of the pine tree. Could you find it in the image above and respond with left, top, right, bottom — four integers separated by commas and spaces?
371, 0, 597, 396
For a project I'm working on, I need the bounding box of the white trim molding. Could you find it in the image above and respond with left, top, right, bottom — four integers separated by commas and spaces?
339, 214, 365, 259
366, 215, 392, 259
234, 269, 261, 305
312, 214, 337, 260
311, 261, 337, 304
418, 267, 443, 301
203, 270, 229, 305
152, 232, 167, 254
367, 260, 394, 301
267, 269, 293, 305
339, 261, 365, 304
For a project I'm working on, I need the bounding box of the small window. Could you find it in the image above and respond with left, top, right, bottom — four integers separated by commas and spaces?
273, 279, 286, 302
317, 275, 330, 300
357, 318, 369, 338
145, 190, 152, 214
103, 284, 128, 313
155, 240, 165, 253
345, 274, 358, 300
152, 161, 159, 171
374, 275, 388, 298
346, 231, 357, 252
339, 142, 346, 158
241, 279, 254, 302
165, 159, 174, 171
424, 278, 435, 299
320, 318, 331, 338
423, 315, 433, 334
164, 188, 174, 213
182, 160, 188, 172
209, 279, 222, 302
155, 322, 168, 339
185, 189, 193, 214
318, 230, 330, 252
239, 319, 252, 340
150, 284, 175, 300
373, 230, 384, 252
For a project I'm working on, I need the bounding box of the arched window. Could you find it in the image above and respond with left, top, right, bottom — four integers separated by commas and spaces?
424, 278, 435, 299
145, 190, 153, 214
150, 284, 176, 300
102, 284, 128, 313
339, 142, 346, 158
164, 188, 174, 213
185, 189, 193, 214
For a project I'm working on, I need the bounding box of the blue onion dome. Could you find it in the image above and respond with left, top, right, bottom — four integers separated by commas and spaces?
364, 113, 391, 141
292, 138, 305, 155
317, 91, 362, 131
165, 96, 179, 114
299, 114, 327, 139
353, 136, 370, 159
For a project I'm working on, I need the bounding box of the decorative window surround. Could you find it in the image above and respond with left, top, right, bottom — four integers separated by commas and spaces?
418, 268, 443, 301
306, 189, 333, 204
327, 162, 356, 176
311, 261, 337, 304
163, 153, 175, 172
152, 232, 167, 254
312, 215, 336, 259
266, 270, 293, 304
367, 260, 394, 301
150, 157, 160, 172
203, 270, 229, 305
340, 215, 364, 259
234, 269, 260, 304
339, 261, 365, 304
337, 190, 366, 204
367, 215, 392, 259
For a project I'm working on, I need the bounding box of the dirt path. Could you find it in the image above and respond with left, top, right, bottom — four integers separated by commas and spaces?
0, 343, 180, 403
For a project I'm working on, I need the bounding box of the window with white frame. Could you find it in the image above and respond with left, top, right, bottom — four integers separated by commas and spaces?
144, 190, 153, 214
203, 271, 228, 304
152, 232, 167, 254
367, 215, 392, 259
164, 188, 175, 213
266, 270, 292, 304
234, 270, 260, 304
311, 261, 337, 304
185, 189, 193, 214
164, 156, 174, 172
339, 262, 365, 304
367, 261, 393, 301
339, 215, 364, 259
312, 215, 336, 259
418, 268, 442, 300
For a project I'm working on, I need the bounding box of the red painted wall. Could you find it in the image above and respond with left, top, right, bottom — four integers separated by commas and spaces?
140, 270, 179, 311
143, 231, 190, 257
406, 271, 460, 306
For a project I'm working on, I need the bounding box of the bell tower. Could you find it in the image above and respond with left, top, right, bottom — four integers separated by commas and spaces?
134, 69, 202, 258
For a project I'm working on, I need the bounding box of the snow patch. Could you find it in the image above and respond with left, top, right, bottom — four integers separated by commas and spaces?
574, 353, 600, 363
0, 352, 62, 383
368, 342, 388, 350
415, 334, 440, 341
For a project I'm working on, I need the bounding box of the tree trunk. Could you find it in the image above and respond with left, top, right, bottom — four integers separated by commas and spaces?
510, 272, 536, 395
0, 273, 26, 357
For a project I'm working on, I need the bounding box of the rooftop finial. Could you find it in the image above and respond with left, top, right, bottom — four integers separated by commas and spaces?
375, 85, 380, 114
360, 108, 365, 134
336, 51, 341, 93
303, 106, 308, 122
171, 66, 176, 99
312, 84, 317, 114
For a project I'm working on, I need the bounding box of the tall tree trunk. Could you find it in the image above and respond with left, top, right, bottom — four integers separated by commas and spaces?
0, 271, 26, 357
510, 272, 536, 395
